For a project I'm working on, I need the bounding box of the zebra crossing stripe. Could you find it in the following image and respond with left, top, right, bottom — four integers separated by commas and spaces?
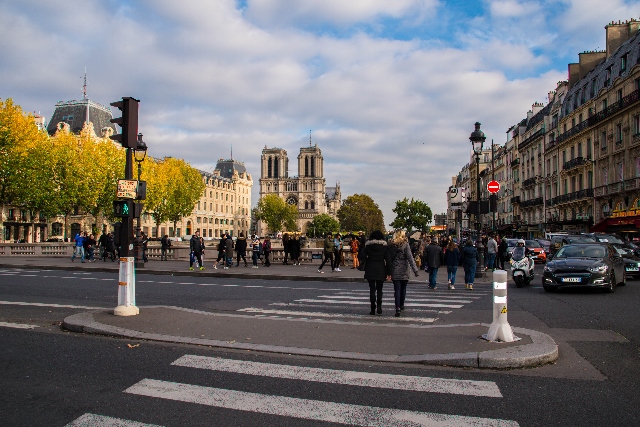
294, 299, 464, 309
237, 308, 437, 322
66, 413, 163, 426
0, 301, 105, 310
317, 295, 475, 304
125, 379, 518, 426
269, 302, 452, 314
172, 355, 502, 397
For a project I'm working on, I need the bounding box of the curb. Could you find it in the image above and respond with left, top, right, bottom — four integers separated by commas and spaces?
62, 309, 558, 369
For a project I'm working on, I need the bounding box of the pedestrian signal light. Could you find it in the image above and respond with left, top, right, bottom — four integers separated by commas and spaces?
110, 97, 139, 149
113, 200, 132, 217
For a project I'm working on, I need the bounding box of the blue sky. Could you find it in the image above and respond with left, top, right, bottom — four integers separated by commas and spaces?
1, 0, 640, 226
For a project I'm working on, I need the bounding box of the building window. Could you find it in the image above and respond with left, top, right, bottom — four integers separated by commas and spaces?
590, 79, 596, 97
617, 89, 623, 103
600, 130, 607, 149
616, 124, 622, 143
605, 66, 612, 86
621, 54, 628, 74
268, 157, 272, 178
634, 116, 640, 135
587, 138, 592, 159
578, 142, 582, 158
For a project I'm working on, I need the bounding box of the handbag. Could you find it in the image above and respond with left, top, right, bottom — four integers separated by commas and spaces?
357, 259, 366, 271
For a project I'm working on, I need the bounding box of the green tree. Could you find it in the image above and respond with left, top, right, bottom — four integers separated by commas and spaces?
253, 193, 298, 234
389, 198, 432, 235
308, 213, 340, 237
337, 194, 385, 235
144, 157, 205, 234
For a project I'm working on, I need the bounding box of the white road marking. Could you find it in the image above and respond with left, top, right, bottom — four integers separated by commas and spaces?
237, 308, 437, 323
269, 302, 452, 314
0, 322, 39, 329
66, 413, 163, 427
294, 299, 464, 309
0, 301, 106, 310
173, 355, 502, 397
125, 379, 518, 426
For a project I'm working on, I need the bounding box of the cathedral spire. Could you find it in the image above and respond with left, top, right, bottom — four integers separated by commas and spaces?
309, 130, 312, 147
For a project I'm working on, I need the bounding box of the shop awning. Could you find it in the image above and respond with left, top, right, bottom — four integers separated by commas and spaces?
590, 215, 640, 232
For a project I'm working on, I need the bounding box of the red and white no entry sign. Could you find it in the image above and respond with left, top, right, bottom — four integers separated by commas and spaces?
487, 180, 500, 194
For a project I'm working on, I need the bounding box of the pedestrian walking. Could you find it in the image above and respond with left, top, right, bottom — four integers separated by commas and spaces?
460, 239, 480, 290
498, 235, 508, 270
71, 232, 85, 263
98, 231, 108, 260
103, 233, 116, 262
189, 231, 205, 270
213, 234, 226, 269
358, 230, 391, 315
417, 232, 429, 269
251, 234, 261, 268
350, 235, 360, 269
160, 234, 172, 261
332, 233, 343, 271
318, 232, 336, 273
444, 239, 460, 290
224, 233, 234, 268
387, 230, 419, 317
485, 233, 497, 271
290, 233, 301, 265
263, 236, 272, 267
141, 232, 149, 262
282, 232, 290, 265
425, 237, 444, 289
235, 232, 248, 267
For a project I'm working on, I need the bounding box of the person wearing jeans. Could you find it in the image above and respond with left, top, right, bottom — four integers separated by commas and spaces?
485, 234, 497, 271
460, 239, 480, 290
444, 240, 460, 290
425, 238, 444, 289
318, 232, 335, 273
388, 230, 419, 317
71, 232, 85, 263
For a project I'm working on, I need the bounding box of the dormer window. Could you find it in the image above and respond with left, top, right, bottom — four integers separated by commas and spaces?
621, 54, 628, 74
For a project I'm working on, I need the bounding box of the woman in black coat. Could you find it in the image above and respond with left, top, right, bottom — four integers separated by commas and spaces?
459, 239, 480, 290
358, 230, 392, 315
290, 234, 301, 265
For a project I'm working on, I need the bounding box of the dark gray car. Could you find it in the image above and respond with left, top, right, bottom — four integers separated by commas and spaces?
543, 243, 625, 292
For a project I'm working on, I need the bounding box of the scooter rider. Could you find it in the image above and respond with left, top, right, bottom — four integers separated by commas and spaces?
516, 239, 534, 256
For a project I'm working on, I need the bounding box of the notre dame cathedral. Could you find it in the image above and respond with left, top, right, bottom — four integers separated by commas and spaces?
258, 142, 341, 235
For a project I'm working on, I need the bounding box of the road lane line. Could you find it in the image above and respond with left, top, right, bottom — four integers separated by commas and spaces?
0, 301, 106, 310
317, 295, 475, 304
173, 355, 502, 397
125, 379, 518, 426
0, 322, 39, 329
268, 302, 452, 314
66, 413, 162, 427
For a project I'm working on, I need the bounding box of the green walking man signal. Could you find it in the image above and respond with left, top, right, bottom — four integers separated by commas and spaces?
113, 200, 132, 218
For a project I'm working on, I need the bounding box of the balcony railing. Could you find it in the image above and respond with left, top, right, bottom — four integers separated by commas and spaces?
510, 196, 521, 204
510, 158, 520, 168
522, 177, 537, 187
520, 197, 544, 208
556, 88, 640, 144
551, 188, 594, 205
562, 156, 590, 171
518, 128, 545, 150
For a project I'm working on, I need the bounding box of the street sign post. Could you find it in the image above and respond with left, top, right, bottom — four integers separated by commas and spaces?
487, 180, 500, 194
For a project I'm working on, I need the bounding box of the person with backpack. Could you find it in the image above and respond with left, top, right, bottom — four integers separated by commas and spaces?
262, 236, 272, 267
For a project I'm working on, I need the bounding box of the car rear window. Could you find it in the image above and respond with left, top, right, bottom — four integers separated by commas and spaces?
556, 245, 605, 258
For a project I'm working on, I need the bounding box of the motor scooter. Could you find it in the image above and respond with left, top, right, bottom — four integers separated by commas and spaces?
510, 246, 535, 287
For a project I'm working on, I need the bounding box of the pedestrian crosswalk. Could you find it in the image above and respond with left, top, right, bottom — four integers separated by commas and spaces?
66, 355, 520, 426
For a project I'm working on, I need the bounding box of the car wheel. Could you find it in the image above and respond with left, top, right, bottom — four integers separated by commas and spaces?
543, 284, 556, 292
619, 270, 626, 286
605, 272, 616, 293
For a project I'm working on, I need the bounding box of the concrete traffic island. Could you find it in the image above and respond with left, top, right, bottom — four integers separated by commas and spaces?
62, 306, 558, 369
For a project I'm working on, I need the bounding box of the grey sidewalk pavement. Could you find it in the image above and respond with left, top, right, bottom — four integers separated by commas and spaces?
1, 256, 558, 368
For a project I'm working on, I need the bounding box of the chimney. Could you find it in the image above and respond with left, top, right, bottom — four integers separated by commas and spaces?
606, 19, 640, 58
568, 63, 580, 89
531, 102, 544, 116
578, 51, 606, 79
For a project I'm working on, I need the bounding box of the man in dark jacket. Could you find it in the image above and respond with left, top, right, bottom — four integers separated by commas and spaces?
160, 235, 171, 261
235, 233, 248, 267
460, 239, 480, 290
425, 238, 445, 289
189, 231, 205, 271
224, 233, 234, 269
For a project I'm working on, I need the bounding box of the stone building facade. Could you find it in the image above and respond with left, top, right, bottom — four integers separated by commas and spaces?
257, 143, 341, 236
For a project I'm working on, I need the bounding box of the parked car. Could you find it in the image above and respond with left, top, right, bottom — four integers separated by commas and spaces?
549, 234, 596, 256
584, 233, 640, 256
525, 239, 547, 263
543, 243, 625, 292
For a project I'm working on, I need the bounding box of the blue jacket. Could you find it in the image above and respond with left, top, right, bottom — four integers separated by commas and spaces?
460, 244, 480, 269
74, 234, 85, 247
444, 247, 460, 267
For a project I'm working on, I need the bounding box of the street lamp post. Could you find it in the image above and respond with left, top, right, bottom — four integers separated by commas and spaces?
470, 122, 486, 278
133, 133, 148, 268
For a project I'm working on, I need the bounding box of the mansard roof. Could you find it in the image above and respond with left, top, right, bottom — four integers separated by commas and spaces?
562, 30, 640, 119
215, 158, 247, 179
47, 99, 116, 136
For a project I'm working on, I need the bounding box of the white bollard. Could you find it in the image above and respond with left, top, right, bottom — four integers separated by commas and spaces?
114, 257, 139, 316
483, 269, 518, 342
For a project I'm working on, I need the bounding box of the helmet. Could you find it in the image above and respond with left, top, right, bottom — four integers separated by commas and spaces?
517, 239, 525, 246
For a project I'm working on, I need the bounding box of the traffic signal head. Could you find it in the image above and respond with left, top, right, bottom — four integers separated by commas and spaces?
113, 200, 133, 217
110, 97, 139, 149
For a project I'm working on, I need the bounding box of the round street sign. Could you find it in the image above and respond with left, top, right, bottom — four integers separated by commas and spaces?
487, 180, 500, 194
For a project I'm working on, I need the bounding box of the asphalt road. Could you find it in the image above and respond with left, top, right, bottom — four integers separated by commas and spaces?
1, 266, 639, 426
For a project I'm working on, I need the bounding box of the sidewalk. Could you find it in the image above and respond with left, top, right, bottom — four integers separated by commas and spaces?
1, 257, 558, 368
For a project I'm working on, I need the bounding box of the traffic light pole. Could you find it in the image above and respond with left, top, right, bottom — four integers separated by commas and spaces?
119, 147, 134, 257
